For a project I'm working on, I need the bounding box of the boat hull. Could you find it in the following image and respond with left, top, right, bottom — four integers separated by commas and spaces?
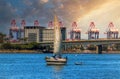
45, 57, 67, 65
75, 62, 83, 65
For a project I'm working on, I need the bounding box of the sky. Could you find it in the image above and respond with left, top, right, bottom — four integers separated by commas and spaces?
0, 0, 120, 39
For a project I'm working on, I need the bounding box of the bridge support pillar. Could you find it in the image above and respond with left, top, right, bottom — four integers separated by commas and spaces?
64, 44, 67, 51
96, 45, 102, 54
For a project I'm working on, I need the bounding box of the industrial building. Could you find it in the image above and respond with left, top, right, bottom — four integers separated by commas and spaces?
86, 22, 99, 39
24, 26, 66, 43
24, 26, 45, 43
70, 22, 81, 40
8, 19, 119, 43
105, 22, 119, 39
9, 19, 25, 42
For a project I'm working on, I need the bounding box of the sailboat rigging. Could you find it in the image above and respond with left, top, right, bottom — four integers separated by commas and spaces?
45, 14, 67, 65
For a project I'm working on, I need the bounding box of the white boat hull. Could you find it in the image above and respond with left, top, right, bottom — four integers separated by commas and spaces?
45, 57, 67, 65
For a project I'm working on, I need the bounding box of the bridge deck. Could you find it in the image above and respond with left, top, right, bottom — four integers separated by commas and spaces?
39, 39, 120, 45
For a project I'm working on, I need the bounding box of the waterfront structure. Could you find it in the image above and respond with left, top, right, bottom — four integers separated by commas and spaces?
40, 39, 120, 54
9, 19, 119, 42
70, 22, 81, 40
9, 19, 26, 42
9, 19, 19, 42
42, 28, 54, 42
86, 22, 99, 39
24, 26, 45, 43
24, 26, 66, 43
19, 20, 26, 39
105, 22, 119, 39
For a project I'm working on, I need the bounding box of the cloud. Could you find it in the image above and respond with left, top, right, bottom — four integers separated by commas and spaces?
0, 0, 120, 39
0, 0, 18, 34
23, 0, 33, 6
40, 0, 49, 4
78, 0, 120, 38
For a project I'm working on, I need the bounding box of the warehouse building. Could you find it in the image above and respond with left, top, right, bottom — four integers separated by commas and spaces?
24, 26, 66, 43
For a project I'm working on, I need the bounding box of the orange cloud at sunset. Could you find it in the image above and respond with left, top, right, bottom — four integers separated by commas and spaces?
0, 0, 120, 39
77, 0, 120, 38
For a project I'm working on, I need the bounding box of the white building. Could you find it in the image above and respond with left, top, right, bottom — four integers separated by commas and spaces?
24, 26, 66, 43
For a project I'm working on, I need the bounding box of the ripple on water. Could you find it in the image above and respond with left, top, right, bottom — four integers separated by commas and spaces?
0, 54, 120, 79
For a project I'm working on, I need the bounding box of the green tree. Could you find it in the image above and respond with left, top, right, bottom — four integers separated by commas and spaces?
30, 42, 39, 49
1, 43, 12, 49
0, 33, 6, 43
12, 44, 21, 50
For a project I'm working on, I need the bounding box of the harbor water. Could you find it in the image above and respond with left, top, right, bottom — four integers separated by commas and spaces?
0, 53, 120, 79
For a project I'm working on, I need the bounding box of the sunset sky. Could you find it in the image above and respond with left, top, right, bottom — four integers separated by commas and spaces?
0, 0, 120, 39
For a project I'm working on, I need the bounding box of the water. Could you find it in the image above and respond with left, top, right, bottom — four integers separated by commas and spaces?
0, 53, 120, 79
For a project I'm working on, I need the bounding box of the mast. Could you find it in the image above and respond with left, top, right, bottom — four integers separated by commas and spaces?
53, 14, 62, 55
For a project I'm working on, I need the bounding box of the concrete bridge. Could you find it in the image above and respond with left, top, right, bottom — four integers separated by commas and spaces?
39, 39, 120, 54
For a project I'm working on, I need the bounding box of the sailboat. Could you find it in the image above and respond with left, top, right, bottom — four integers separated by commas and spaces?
45, 14, 67, 65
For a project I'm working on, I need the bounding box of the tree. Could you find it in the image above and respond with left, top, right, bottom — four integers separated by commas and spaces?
1, 43, 12, 49
0, 33, 6, 43
12, 44, 21, 50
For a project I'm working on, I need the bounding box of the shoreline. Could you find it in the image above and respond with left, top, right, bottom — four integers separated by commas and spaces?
0, 50, 42, 53
0, 50, 120, 54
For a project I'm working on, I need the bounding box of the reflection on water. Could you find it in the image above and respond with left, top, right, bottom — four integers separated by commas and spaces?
52, 66, 64, 79
0, 54, 120, 79
53, 66, 64, 71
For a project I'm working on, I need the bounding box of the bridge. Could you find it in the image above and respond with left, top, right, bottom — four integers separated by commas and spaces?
39, 39, 120, 54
